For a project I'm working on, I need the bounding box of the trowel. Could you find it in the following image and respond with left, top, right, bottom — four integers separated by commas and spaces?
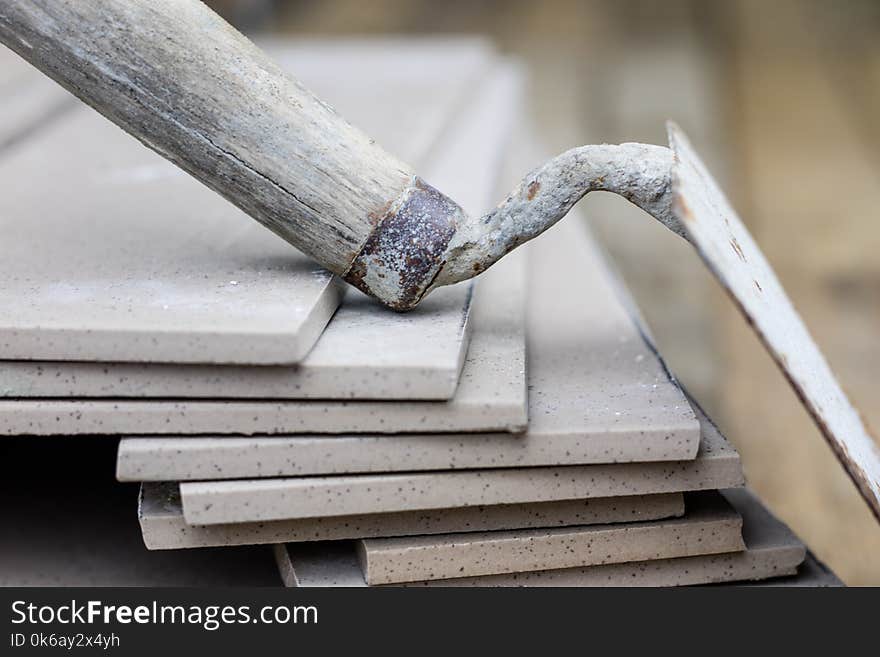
2, 0, 878, 521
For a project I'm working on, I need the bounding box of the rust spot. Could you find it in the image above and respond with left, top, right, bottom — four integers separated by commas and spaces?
754, 280, 763, 292
730, 237, 747, 262
673, 194, 696, 224
526, 180, 540, 200
344, 177, 461, 311
472, 262, 482, 273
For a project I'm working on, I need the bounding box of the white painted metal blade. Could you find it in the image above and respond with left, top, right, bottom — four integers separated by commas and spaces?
668, 122, 880, 521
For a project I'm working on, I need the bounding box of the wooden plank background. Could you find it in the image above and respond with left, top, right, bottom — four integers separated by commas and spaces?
210, 0, 877, 584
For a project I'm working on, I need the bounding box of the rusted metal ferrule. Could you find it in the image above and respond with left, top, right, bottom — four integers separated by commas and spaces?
343, 176, 465, 311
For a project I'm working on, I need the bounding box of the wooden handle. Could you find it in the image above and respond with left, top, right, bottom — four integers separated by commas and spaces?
0, 0, 469, 309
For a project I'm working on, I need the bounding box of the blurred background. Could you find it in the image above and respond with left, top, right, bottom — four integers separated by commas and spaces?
207, 0, 880, 584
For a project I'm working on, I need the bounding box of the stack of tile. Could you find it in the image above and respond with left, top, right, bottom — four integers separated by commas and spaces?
0, 40, 840, 587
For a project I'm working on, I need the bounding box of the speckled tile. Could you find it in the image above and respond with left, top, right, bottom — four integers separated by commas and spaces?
0, 42, 498, 365
138, 483, 684, 550
732, 552, 843, 587
0, 283, 474, 400
0, 242, 525, 436
276, 489, 805, 587
116, 217, 699, 480
178, 411, 742, 525
525, 219, 701, 459
0, 47, 514, 399
0, 46, 75, 151
0, 279, 475, 399
0, 104, 343, 364
356, 491, 744, 584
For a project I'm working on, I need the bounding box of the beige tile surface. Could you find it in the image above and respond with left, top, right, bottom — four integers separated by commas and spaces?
0, 241, 525, 436
356, 491, 743, 584
0, 282, 474, 400
117, 215, 700, 480
139, 484, 683, 550
0, 97, 342, 365
735, 552, 843, 587
0, 281, 476, 396
178, 410, 742, 525
277, 489, 805, 587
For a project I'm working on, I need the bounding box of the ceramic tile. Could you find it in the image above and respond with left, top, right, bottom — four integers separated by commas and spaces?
276, 489, 805, 587
138, 484, 683, 550
0, 243, 525, 435
0, 285, 475, 399
356, 491, 744, 584
0, 104, 342, 364
733, 552, 843, 587
178, 413, 742, 525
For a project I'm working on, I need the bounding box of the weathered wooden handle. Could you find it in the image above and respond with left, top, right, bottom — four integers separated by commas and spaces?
0, 0, 681, 310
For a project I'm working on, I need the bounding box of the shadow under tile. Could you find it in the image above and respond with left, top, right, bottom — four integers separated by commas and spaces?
0, 436, 280, 586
